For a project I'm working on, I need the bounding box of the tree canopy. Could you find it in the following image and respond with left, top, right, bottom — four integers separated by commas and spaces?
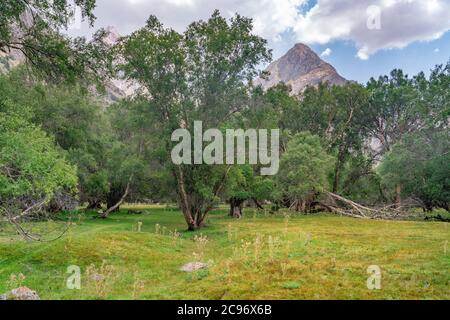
0, 6, 448, 234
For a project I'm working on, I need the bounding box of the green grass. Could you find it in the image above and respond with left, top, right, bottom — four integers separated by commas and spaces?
0, 205, 449, 300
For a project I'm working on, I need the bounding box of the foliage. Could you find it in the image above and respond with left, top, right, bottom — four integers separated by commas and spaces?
367, 69, 423, 154
0, 99, 77, 222
106, 98, 166, 204
0, 69, 112, 208
0, 0, 113, 85
277, 133, 334, 205
379, 129, 450, 211
288, 83, 371, 192
0, 8, 448, 228
117, 10, 271, 229
339, 155, 383, 205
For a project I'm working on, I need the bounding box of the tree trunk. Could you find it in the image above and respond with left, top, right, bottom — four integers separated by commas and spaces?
300, 199, 307, 212
173, 167, 203, 230
173, 166, 231, 230
229, 198, 244, 219
395, 184, 402, 209
100, 177, 132, 218
333, 149, 346, 193
294, 200, 300, 212
184, 207, 208, 231
106, 188, 124, 212
281, 196, 292, 209
187, 218, 206, 231
423, 200, 433, 212
252, 198, 264, 210
87, 200, 102, 210
177, 190, 210, 231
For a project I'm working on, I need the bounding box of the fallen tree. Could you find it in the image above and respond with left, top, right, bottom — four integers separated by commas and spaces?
1, 200, 72, 242
286, 191, 416, 220
322, 192, 408, 220
99, 175, 133, 219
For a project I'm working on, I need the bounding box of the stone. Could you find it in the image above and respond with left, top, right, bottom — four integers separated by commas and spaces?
180, 262, 208, 272
254, 43, 348, 94
1, 287, 40, 300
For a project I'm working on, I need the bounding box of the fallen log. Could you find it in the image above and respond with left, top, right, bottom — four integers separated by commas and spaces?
323, 192, 413, 220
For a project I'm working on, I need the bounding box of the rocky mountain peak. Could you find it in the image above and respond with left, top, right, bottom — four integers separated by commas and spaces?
103, 26, 121, 45
255, 43, 347, 94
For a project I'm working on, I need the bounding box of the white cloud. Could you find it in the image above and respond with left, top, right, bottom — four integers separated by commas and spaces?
293, 0, 450, 60
434, 48, 440, 53
320, 48, 332, 57
70, 0, 450, 60
71, 0, 306, 41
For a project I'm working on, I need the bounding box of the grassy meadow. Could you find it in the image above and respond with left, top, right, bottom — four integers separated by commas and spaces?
0, 205, 449, 300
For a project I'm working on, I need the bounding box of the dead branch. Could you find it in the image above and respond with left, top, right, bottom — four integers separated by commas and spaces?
100, 174, 133, 218
322, 191, 412, 220
1, 202, 72, 242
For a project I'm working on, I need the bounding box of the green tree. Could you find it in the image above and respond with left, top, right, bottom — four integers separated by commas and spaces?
118, 11, 271, 230
225, 165, 274, 218
99, 97, 162, 217
368, 66, 449, 207
367, 69, 422, 153
276, 133, 334, 212
379, 130, 450, 211
339, 154, 384, 205
0, 0, 113, 85
248, 84, 297, 153
416, 61, 450, 129
0, 99, 77, 239
0, 69, 112, 211
293, 83, 371, 193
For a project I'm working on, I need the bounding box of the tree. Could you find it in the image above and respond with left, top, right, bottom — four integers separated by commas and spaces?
0, 98, 77, 239
225, 165, 274, 218
339, 154, 384, 205
293, 83, 371, 193
118, 11, 271, 230
0, 0, 113, 85
379, 130, 450, 212
0, 68, 113, 211
368, 65, 449, 207
416, 61, 450, 129
98, 98, 160, 217
248, 83, 297, 153
220, 85, 289, 218
367, 69, 423, 154
276, 133, 334, 212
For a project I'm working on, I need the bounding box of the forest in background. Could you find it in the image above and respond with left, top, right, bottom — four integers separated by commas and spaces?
0, 1, 449, 239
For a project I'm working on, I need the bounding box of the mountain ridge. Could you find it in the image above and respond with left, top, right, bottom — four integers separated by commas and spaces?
255, 43, 347, 93
1, 29, 348, 100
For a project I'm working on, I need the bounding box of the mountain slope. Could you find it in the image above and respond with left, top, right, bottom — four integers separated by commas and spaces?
255, 43, 347, 93
0, 25, 133, 103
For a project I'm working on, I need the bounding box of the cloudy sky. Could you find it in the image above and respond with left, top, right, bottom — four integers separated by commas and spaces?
68, 0, 450, 83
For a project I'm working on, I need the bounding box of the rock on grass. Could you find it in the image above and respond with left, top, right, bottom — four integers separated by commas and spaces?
0, 287, 40, 300
180, 262, 208, 272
